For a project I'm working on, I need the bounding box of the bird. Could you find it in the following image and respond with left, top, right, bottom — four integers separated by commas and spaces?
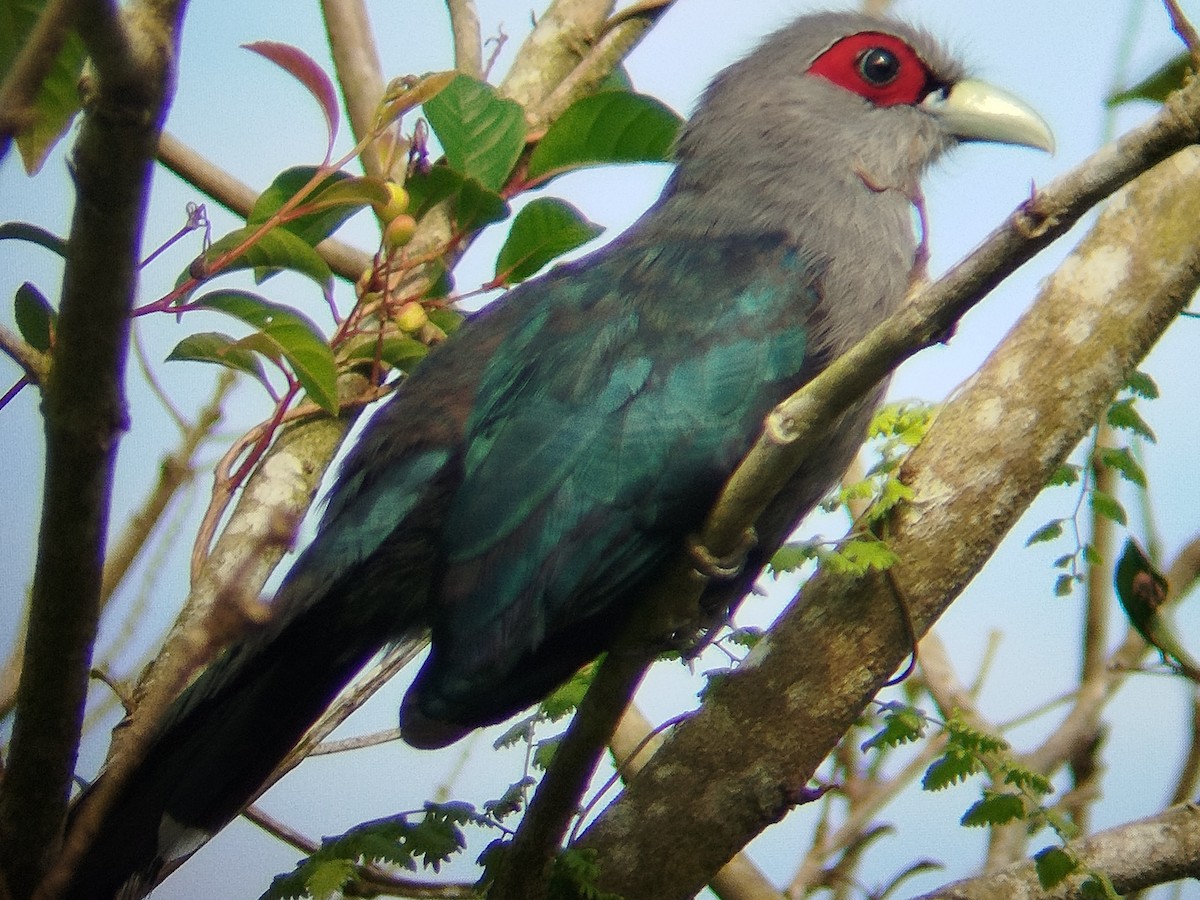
62, 11, 1052, 899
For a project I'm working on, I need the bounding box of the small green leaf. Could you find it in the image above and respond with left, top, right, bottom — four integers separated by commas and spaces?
922, 749, 980, 791
1106, 397, 1156, 442
725, 626, 764, 649
1047, 463, 1081, 486
167, 331, 269, 384
249, 167, 371, 248
1108, 52, 1190, 107
6, 22, 86, 173
526, 92, 682, 183
769, 541, 817, 575
303, 858, 356, 900
484, 777, 535, 821
539, 661, 597, 720
494, 198, 603, 284
1002, 766, 1053, 795
1034, 846, 1079, 889
423, 74, 526, 191
961, 790, 1026, 827
1054, 573, 1076, 596
839, 538, 899, 573
1124, 370, 1159, 400
1080, 871, 1122, 899
454, 177, 510, 232
1026, 520, 1064, 546
14, 282, 55, 351
190, 290, 337, 413
244, 41, 340, 148
404, 164, 466, 219
533, 735, 561, 770
183, 224, 333, 293
339, 332, 430, 373
862, 704, 926, 752
0, 222, 68, 257
1098, 446, 1147, 488
1089, 489, 1127, 526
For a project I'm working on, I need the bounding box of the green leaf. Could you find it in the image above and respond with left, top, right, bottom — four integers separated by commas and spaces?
14, 282, 55, 351
725, 626, 764, 649
1054, 573, 1076, 596
1002, 765, 1053, 795
1098, 446, 1147, 488
401, 164, 509, 233
1124, 369, 1159, 399
244, 41, 340, 148
484, 777, 534, 821
768, 541, 817, 575
1, 6, 86, 173
248, 167, 376, 248
1106, 397, 1156, 442
961, 790, 1026, 827
839, 538, 899, 573
1034, 846, 1079, 889
494, 198, 603, 284
167, 331, 269, 384
539, 661, 597, 720
0, 221, 68, 256
862, 703, 926, 752
922, 749, 980, 791
454, 176, 510, 232
303, 858, 356, 900
1080, 872, 1122, 899
190, 290, 337, 413
526, 92, 682, 183
183, 224, 333, 293
1108, 52, 1190, 107
1026, 520, 1064, 546
533, 735, 560, 770
338, 332, 430, 373
946, 716, 1009, 754
1047, 463, 1081, 486
423, 74, 526, 191
1089, 489, 1127, 526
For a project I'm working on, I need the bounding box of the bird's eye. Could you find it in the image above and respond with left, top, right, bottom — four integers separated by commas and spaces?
857, 47, 900, 86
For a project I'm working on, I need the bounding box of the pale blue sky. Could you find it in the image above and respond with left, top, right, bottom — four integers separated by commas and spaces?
2, 2, 1198, 897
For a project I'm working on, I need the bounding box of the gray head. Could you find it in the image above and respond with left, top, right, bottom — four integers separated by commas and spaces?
653, 11, 1051, 240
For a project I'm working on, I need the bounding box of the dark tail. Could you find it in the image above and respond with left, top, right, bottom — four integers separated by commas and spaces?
62, 592, 421, 900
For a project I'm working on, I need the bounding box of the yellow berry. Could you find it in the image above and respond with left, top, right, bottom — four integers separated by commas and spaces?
374, 182, 410, 222
395, 301, 429, 333
383, 213, 417, 251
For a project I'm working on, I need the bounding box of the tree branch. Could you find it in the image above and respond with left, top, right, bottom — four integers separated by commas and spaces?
446, 0, 484, 79
913, 803, 1200, 899
574, 138, 1200, 900
0, 0, 187, 894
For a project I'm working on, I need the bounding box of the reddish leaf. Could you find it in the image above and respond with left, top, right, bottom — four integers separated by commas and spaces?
244, 41, 340, 153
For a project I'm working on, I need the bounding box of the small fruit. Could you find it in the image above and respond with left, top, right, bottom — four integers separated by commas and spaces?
374, 181, 410, 222
395, 301, 429, 333
383, 213, 418, 251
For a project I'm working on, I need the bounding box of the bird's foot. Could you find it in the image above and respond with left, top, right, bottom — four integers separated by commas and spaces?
687, 527, 758, 580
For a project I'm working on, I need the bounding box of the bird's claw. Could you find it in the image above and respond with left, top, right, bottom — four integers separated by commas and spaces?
687, 527, 758, 580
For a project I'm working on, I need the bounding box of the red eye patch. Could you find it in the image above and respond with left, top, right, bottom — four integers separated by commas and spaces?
806, 32, 933, 107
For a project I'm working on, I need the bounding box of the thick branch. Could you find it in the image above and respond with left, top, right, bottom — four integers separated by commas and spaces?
320, 0, 393, 180
913, 803, 1200, 899
0, 0, 186, 895
575, 142, 1200, 900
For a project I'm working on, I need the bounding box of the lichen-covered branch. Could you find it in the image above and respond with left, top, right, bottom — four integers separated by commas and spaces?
913, 803, 1200, 899
575, 137, 1200, 900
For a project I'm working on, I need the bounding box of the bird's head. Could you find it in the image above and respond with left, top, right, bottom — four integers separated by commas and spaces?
672, 12, 1052, 210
